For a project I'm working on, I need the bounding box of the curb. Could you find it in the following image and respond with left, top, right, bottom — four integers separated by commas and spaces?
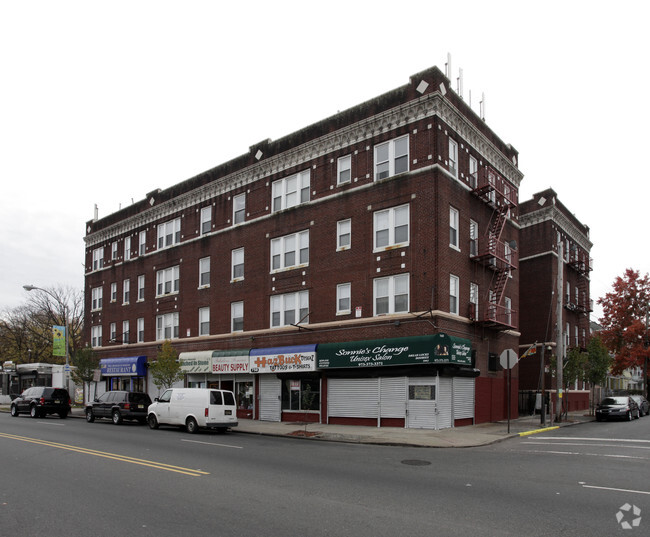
518, 425, 560, 437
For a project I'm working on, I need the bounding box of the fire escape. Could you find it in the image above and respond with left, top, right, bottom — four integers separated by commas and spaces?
567, 246, 593, 348
470, 166, 518, 330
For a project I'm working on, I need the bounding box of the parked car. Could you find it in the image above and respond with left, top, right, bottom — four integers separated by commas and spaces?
630, 395, 649, 417
10, 387, 71, 419
85, 391, 152, 424
147, 388, 238, 433
595, 396, 640, 421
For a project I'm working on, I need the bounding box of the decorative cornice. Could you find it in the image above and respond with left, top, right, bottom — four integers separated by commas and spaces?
519, 205, 593, 252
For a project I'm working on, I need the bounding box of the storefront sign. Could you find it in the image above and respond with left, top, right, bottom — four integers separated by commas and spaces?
212, 350, 250, 374
317, 334, 472, 369
100, 356, 147, 376
179, 351, 212, 374
250, 345, 317, 373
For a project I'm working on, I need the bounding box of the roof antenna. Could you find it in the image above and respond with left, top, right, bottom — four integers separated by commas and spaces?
445, 53, 452, 79
457, 68, 464, 100
480, 92, 486, 121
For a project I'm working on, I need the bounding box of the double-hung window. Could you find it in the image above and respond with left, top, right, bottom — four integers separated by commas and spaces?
122, 320, 130, 344
337, 155, 351, 185
337, 283, 351, 315
123, 279, 130, 304
156, 312, 179, 340
157, 218, 181, 249
374, 204, 409, 250
469, 155, 478, 188
156, 266, 180, 296
137, 318, 144, 343
91, 325, 102, 347
199, 257, 210, 287
93, 248, 104, 270
91, 287, 103, 311
110, 282, 117, 302
138, 275, 145, 301
139, 231, 146, 255
374, 274, 409, 315
199, 307, 210, 336
449, 207, 459, 249
470, 282, 479, 320
450, 275, 459, 315
124, 236, 131, 261
470, 220, 479, 257
200, 206, 211, 235
231, 302, 244, 332
270, 290, 309, 327
111, 242, 118, 261
271, 230, 309, 271
272, 170, 310, 212
374, 135, 409, 180
449, 138, 458, 178
232, 248, 244, 281
337, 219, 351, 250
109, 322, 116, 342
233, 193, 246, 224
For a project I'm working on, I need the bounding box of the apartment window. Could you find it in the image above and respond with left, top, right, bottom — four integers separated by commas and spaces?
450, 275, 459, 315
199, 257, 210, 287
157, 218, 181, 249
337, 283, 351, 315
337, 155, 351, 185
156, 312, 179, 340
272, 170, 310, 212
199, 307, 210, 336
137, 275, 145, 301
374, 204, 409, 250
109, 322, 116, 342
91, 325, 102, 347
374, 274, 409, 315
156, 266, 180, 296
232, 248, 244, 281
111, 242, 118, 261
139, 231, 146, 256
337, 219, 351, 250
271, 230, 309, 271
449, 207, 459, 249
137, 318, 144, 343
123, 279, 130, 304
92, 248, 104, 270
469, 155, 478, 188
124, 236, 131, 261
449, 138, 458, 178
470, 220, 479, 257
505, 297, 512, 326
110, 282, 117, 302
200, 206, 212, 235
233, 193, 246, 224
122, 320, 130, 344
470, 282, 479, 320
374, 135, 409, 180
574, 325, 579, 347
91, 287, 103, 311
231, 301, 244, 332
271, 290, 309, 327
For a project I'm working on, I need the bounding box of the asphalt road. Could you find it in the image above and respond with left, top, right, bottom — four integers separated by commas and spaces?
1, 412, 649, 536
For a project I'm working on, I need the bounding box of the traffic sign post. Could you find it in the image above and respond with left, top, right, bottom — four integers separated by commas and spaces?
500, 349, 519, 433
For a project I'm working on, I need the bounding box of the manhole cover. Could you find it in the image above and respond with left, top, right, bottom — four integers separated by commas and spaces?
401, 459, 431, 466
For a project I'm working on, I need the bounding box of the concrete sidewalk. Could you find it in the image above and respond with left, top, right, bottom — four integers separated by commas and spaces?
0, 404, 593, 448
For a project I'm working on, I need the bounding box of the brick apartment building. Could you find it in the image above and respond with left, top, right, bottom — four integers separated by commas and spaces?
83, 65, 523, 429
518, 188, 593, 413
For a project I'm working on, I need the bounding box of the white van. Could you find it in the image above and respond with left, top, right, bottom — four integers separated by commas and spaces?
147, 388, 238, 433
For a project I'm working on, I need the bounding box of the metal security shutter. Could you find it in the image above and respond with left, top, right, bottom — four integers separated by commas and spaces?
259, 376, 281, 422
452, 377, 475, 422
437, 377, 453, 429
406, 376, 438, 429
328, 378, 379, 418
380, 377, 406, 419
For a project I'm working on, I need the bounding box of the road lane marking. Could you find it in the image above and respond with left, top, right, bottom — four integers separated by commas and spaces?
0, 432, 209, 477
523, 441, 650, 450
522, 449, 647, 460
181, 439, 243, 449
533, 436, 650, 444
582, 484, 650, 496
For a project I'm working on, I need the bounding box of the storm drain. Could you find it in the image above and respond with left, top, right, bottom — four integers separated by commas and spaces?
401, 459, 431, 466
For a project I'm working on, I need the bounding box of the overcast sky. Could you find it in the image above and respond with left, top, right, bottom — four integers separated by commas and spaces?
1, 1, 647, 321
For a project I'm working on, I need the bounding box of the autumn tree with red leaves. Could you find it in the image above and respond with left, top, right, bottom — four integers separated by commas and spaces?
598, 269, 650, 375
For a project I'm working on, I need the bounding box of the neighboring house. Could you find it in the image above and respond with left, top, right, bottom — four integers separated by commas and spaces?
83, 65, 523, 429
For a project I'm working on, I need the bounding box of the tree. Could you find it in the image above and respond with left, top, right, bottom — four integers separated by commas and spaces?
598, 269, 650, 375
584, 335, 614, 413
71, 346, 99, 404
149, 340, 183, 392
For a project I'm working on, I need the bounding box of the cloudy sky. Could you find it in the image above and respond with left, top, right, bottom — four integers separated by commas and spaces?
1, 1, 647, 321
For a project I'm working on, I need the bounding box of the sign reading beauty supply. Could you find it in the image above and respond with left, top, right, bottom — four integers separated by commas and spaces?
250, 345, 316, 373
317, 334, 472, 369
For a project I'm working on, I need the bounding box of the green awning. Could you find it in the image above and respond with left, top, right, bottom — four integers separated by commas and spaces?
317, 334, 472, 369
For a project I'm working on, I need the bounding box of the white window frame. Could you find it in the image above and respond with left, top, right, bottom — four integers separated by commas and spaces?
200, 206, 212, 235
374, 204, 409, 251
137, 275, 145, 301
272, 170, 310, 212
450, 207, 460, 250
470, 219, 479, 257
232, 248, 244, 281
139, 231, 146, 256
271, 230, 309, 272
505, 297, 513, 326
469, 155, 478, 188
199, 257, 210, 288
373, 274, 409, 316
137, 318, 144, 343
156, 266, 180, 297
109, 322, 116, 342
270, 290, 309, 328
374, 135, 409, 181
111, 242, 118, 261
156, 312, 179, 341
449, 138, 458, 178
450, 274, 459, 315
233, 193, 246, 224
337, 155, 351, 185
199, 307, 210, 336
470, 282, 479, 320
93, 248, 104, 270
231, 301, 244, 332
337, 219, 351, 251
91, 286, 103, 311
122, 279, 130, 305
157, 218, 181, 249
337, 283, 351, 315
91, 325, 102, 347
110, 282, 117, 303
122, 320, 130, 344
124, 236, 131, 261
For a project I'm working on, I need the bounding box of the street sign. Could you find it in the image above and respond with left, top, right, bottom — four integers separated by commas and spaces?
500, 349, 518, 370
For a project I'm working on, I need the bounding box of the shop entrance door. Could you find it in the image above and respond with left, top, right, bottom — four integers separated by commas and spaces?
406, 376, 438, 429
259, 376, 281, 422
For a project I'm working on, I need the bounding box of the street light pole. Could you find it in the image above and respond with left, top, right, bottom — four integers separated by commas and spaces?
23, 285, 70, 390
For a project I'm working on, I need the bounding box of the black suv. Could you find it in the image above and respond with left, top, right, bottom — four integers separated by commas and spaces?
85, 391, 152, 425
10, 387, 71, 419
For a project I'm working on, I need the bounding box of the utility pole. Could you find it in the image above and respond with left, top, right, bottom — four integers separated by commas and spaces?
556, 240, 564, 422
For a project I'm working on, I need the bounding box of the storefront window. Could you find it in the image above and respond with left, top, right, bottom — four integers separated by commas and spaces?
409, 385, 436, 401
281, 379, 319, 411
236, 381, 254, 410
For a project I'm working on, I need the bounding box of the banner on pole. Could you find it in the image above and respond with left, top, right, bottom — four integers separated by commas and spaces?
53, 325, 66, 356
